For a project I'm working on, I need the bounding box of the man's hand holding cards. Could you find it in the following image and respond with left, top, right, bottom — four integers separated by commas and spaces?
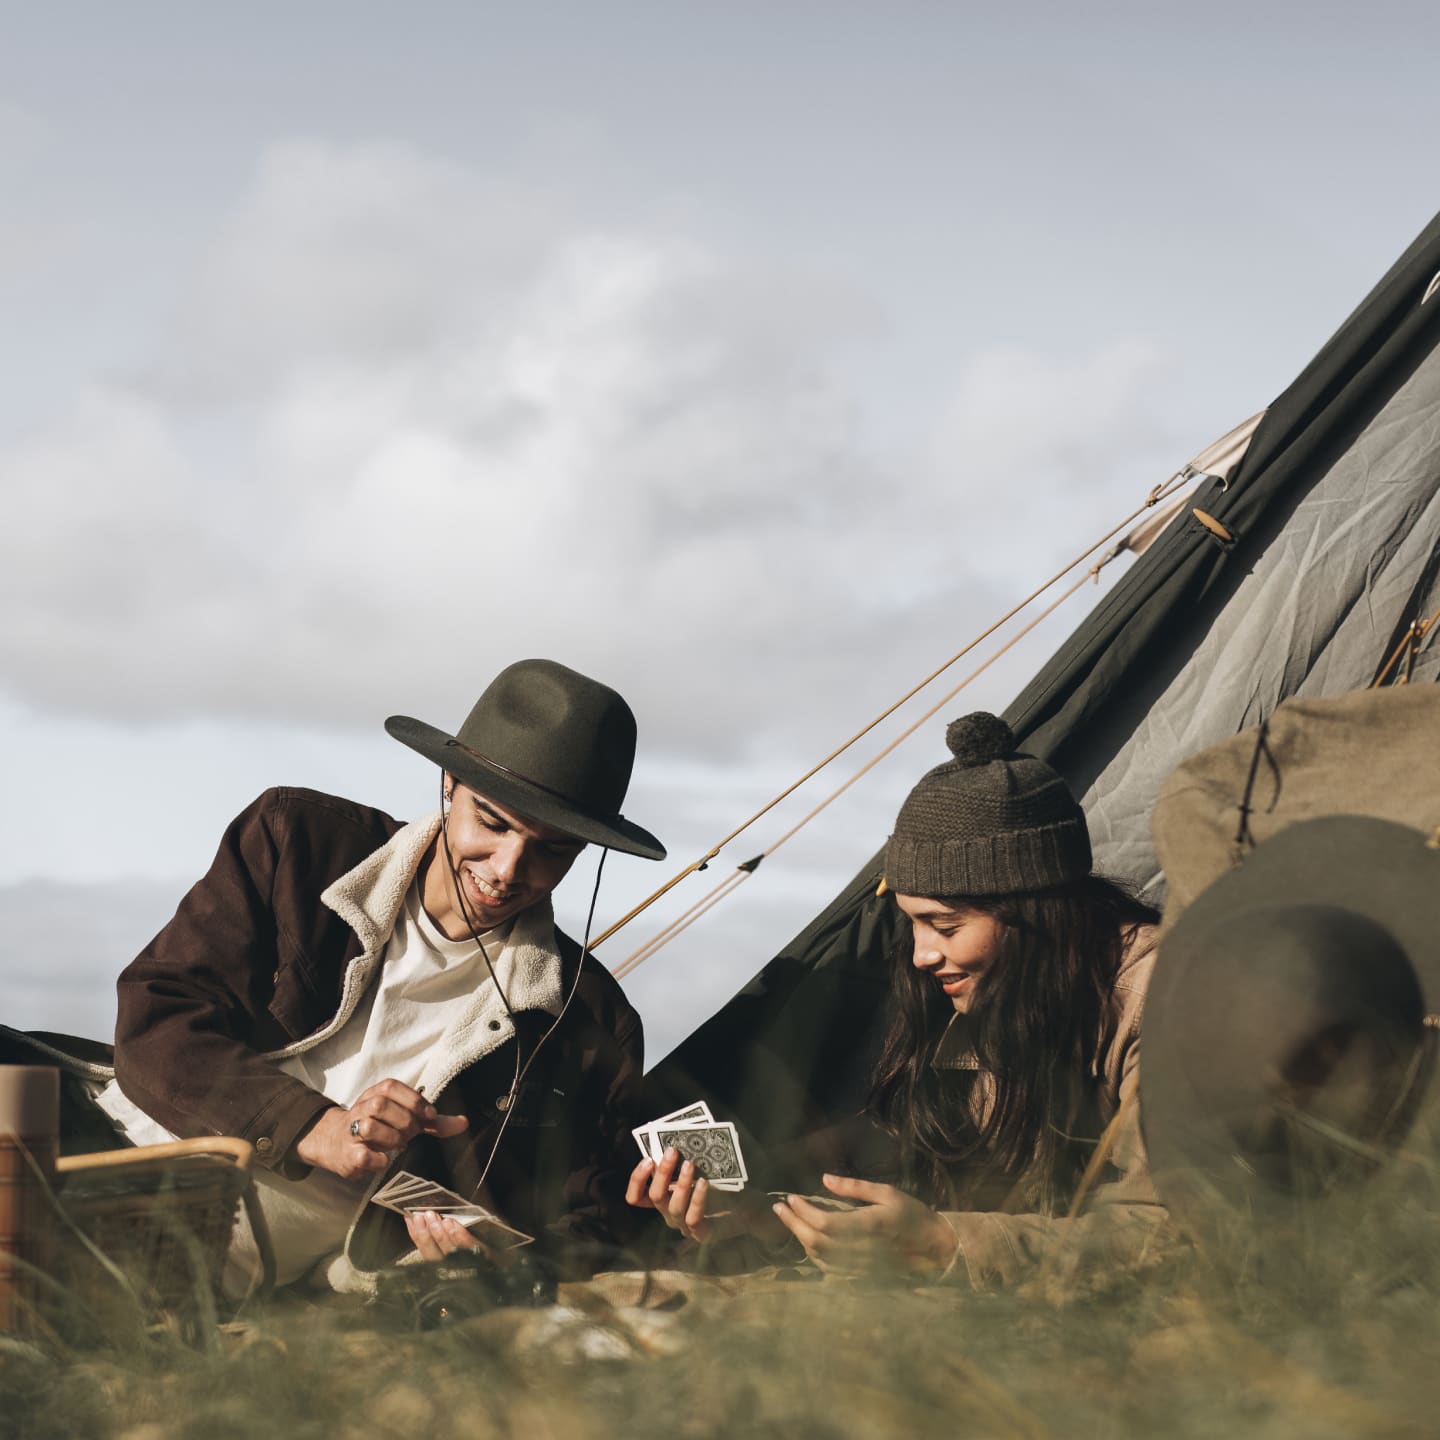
372, 1170, 534, 1260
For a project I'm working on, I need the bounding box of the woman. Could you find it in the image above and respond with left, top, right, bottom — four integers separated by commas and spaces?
627, 713, 1166, 1289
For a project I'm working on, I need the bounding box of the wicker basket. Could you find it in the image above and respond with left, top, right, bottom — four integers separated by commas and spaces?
52, 1137, 273, 1332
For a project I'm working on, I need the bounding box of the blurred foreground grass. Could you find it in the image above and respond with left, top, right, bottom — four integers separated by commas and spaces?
6, 1123, 1440, 1440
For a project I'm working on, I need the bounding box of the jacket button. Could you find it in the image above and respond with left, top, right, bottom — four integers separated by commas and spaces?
255, 1137, 274, 1154
487, 1020, 502, 1032
495, 1095, 511, 1112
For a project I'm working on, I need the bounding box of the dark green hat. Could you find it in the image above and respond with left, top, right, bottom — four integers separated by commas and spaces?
1141, 816, 1440, 1234
386, 659, 666, 860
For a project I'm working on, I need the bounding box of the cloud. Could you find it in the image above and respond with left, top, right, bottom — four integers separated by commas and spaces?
0, 137, 1189, 1058
162, 141, 563, 400
911, 341, 1178, 616
0, 138, 1177, 768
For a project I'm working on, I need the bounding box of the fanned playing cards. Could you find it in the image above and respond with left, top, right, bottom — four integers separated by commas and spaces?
371, 1170, 534, 1248
633, 1101, 748, 1192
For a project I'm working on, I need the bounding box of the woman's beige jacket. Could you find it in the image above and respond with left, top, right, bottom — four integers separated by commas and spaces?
933, 924, 1168, 1293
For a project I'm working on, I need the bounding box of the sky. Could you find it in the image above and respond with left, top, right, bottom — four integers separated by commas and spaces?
2, 1, 1438, 1059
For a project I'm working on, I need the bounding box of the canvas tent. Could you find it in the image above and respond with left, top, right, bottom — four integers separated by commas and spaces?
647, 210, 1440, 1155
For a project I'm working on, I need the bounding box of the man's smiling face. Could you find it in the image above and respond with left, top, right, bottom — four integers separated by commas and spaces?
422, 778, 586, 940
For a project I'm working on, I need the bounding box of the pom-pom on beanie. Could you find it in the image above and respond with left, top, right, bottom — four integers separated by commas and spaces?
884, 713, 1092, 897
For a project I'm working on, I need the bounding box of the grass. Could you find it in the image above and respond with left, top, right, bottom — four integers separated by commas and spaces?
3, 1241, 1435, 1439
6, 1114, 1440, 1439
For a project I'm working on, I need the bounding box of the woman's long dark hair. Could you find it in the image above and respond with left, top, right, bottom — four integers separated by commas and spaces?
869, 874, 1158, 1210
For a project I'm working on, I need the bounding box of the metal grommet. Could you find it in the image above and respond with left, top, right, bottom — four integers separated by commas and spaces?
495, 1095, 511, 1112
255, 1136, 274, 1154
487, 1020, 502, 1032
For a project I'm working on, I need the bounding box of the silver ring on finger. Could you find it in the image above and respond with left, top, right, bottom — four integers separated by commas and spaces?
349, 1117, 362, 1139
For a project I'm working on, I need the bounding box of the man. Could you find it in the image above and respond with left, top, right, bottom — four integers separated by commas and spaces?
9, 658, 665, 1294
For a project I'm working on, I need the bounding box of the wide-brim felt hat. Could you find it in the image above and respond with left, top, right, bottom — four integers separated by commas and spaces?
1141, 815, 1440, 1234
386, 658, 666, 861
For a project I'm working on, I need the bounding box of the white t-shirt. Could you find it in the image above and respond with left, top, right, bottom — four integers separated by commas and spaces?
279, 882, 508, 1104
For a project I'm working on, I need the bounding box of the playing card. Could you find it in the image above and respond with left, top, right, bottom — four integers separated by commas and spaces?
439, 1209, 534, 1249
381, 1180, 465, 1211
633, 1100, 714, 1161
766, 1191, 862, 1212
371, 1172, 535, 1247
372, 1173, 427, 1203
649, 1121, 747, 1186
376, 1177, 439, 1201
373, 1171, 445, 1204
372, 1173, 472, 1212
657, 1101, 713, 1126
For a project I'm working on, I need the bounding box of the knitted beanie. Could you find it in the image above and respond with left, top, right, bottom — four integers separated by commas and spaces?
884, 713, 1092, 897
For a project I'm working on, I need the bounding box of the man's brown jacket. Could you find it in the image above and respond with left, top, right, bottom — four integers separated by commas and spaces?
95, 787, 644, 1276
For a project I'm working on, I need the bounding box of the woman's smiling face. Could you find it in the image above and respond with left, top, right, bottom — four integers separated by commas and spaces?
896, 894, 1007, 1013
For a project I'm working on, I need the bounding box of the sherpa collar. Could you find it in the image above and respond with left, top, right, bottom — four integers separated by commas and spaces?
258, 812, 567, 1086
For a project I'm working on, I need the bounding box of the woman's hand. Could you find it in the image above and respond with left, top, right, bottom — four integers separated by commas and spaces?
626, 1147, 716, 1242
772, 1175, 959, 1279
627, 1149, 796, 1249
296, 1080, 469, 1180
404, 1210, 492, 1262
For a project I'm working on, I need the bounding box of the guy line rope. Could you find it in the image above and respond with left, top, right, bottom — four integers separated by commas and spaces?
611, 566, 1097, 980
1371, 605, 1440, 688
593, 412, 1266, 971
